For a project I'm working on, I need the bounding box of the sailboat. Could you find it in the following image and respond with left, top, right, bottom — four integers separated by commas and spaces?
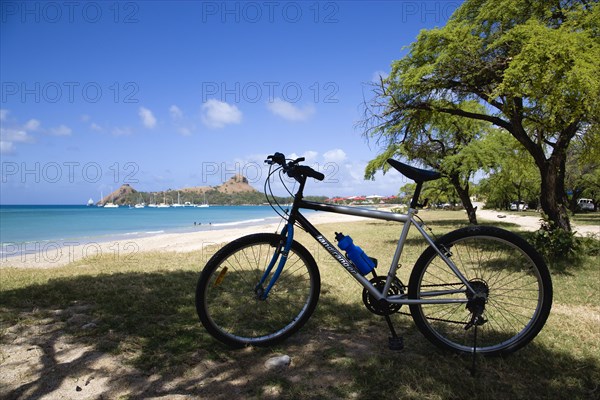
103, 188, 119, 208
172, 192, 184, 207
87, 198, 94, 206
147, 194, 158, 208
134, 195, 146, 208
197, 193, 209, 208
157, 193, 170, 208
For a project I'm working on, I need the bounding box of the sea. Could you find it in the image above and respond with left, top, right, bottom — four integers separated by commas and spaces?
0, 204, 293, 259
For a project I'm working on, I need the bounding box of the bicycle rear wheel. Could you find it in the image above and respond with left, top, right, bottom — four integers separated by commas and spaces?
196, 233, 320, 347
409, 226, 552, 356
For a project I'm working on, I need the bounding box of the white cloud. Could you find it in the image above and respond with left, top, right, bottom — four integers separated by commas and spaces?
266, 98, 315, 122
169, 105, 183, 120
284, 151, 318, 168
1, 127, 33, 143
233, 149, 409, 198
168, 105, 196, 135
301, 150, 318, 162
0, 141, 15, 154
201, 99, 242, 129
323, 149, 347, 163
0, 114, 37, 154
90, 123, 103, 132
24, 119, 41, 131
50, 124, 72, 136
138, 107, 157, 129
0, 126, 34, 154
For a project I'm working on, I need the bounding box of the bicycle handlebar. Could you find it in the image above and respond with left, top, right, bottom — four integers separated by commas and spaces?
266, 152, 325, 181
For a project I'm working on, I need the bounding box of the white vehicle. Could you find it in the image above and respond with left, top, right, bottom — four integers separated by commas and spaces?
577, 198, 595, 211
510, 201, 528, 211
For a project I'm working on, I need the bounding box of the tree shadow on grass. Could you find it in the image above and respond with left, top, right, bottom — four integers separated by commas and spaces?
1, 270, 598, 399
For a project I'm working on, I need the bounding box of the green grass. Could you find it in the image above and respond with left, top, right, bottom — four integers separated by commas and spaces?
1, 212, 599, 399
572, 212, 600, 227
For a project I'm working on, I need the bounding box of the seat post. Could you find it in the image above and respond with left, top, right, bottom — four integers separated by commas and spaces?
410, 182, 423, 209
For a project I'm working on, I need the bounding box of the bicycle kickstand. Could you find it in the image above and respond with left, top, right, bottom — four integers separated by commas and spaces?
383, 314, 404, 351
465, 312, 486, 377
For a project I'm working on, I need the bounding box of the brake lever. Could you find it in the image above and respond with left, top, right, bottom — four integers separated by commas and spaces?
265, 152, 286, 166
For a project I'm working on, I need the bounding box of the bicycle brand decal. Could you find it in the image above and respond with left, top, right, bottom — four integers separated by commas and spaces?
315, 235, 359, 275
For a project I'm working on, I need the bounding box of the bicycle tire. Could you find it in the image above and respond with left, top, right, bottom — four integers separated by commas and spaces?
408, 226, 552, 356
196, 233, 320, 347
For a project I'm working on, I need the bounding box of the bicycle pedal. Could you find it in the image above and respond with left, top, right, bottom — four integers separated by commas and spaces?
388, 336, 404, 351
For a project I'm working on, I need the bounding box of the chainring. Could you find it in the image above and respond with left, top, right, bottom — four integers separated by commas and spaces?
362, 276, 406, 316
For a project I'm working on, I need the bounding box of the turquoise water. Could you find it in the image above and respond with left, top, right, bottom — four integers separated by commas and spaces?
0, 205, 289, 256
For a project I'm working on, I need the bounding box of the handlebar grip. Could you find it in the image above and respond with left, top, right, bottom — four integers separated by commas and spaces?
295, 165, 325, 181
311, 170, 325, 181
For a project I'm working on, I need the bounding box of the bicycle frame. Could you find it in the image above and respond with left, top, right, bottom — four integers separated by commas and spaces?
259, 196, 476, 305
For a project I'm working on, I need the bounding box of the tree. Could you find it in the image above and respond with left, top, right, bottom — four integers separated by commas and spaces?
479, 131, 541, 210
566, 136, 600, 211
362, 0, 599, 232
365, 101, 499, 224
399, 180, 458, 209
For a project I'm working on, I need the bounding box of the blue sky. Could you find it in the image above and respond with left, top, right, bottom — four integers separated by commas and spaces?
1, 1, 461, 204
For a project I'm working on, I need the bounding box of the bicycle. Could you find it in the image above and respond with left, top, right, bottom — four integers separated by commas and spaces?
196, 152, 552, 361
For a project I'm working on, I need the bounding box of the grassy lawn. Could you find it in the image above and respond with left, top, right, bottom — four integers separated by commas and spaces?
1, 212, 599, 399
572, 212, 600, 227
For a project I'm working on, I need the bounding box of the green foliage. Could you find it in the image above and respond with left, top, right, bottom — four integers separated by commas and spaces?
479, 130, 541, 209
566, 136, 600, 210
363, 0, 599, 232
579, 234, 600, 258
365, 101, 502, 223
531, 215, 583, 271
114, 189, 328, 207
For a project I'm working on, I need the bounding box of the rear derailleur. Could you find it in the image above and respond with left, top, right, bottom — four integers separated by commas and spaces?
464, 279, 489, 330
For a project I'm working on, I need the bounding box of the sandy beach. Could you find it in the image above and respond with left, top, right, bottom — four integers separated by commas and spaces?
0, 211, 369, 269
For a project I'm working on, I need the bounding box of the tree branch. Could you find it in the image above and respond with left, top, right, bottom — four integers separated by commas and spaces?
416, 102, 514, 133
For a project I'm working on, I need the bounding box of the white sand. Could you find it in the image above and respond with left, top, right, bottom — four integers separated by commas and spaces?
0, 212, 369, 269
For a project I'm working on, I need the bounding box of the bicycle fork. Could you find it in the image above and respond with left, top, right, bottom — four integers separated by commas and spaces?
255, 224, 294, 300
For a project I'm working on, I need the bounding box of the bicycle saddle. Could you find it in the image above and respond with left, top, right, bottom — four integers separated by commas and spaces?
387, 159, 441, 183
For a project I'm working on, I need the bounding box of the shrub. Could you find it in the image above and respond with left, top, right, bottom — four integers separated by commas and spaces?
531, 216, 582, 272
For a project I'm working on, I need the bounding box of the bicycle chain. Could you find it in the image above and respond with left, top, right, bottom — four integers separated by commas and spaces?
396, 282, 469, 326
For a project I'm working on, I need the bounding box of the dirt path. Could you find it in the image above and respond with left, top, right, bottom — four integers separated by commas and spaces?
476, 208, 599, 236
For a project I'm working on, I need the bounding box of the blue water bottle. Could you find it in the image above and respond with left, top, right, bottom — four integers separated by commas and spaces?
335, 232, 376, 275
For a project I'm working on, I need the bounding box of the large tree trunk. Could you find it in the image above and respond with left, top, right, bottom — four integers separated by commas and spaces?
510, 119, 576, 233
449, 174, 478, 225
539, 155, 572, 232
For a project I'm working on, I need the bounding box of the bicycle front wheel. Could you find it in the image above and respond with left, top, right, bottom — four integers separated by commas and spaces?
409, 226, 552, 356
196, 233, 320, 347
